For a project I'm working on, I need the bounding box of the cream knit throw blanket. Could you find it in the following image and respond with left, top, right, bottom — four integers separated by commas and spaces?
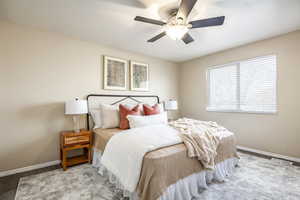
169, 118, 226, 169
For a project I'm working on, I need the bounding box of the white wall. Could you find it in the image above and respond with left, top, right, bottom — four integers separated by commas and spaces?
0, 20, 180, 171
179, 30, 300, 158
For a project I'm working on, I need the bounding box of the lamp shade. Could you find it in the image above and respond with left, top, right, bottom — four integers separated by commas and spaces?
65, 98, 88, 115
164, 99, 178, 110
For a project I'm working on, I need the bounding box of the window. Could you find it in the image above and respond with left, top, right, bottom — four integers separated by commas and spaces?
207, 55, 277, 113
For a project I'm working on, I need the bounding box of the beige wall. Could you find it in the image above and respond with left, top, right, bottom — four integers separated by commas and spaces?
0, 20, 180, 171
1, 19, 299, 172
179, 31, 300, 158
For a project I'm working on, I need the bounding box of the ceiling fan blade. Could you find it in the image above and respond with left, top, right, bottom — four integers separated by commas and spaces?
177, 0, 198, 20
134, 16, 166, 26
147, 32, 166, 42
182, 33, 194, 44
190, 16, 225, 29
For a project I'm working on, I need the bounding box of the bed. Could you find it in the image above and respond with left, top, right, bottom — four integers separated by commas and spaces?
87, 94, 239, 200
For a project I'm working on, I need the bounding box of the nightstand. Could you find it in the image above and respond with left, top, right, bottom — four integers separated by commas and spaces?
60, 130, 92, 170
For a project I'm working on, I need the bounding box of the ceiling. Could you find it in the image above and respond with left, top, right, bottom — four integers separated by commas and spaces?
0, 0, 300, 62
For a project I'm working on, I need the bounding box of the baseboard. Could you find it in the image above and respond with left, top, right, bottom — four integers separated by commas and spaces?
0, 160, 61, 178
237, 146, 300, 163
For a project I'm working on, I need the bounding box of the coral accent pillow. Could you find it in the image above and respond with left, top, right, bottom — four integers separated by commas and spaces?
119, 104, 142, 129
143, 104, 161, 115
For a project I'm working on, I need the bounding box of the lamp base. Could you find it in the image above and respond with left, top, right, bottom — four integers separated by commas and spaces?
72, 115, 81, 133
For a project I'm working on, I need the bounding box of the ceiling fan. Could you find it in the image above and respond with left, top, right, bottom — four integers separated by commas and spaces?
134, 0, 225, 44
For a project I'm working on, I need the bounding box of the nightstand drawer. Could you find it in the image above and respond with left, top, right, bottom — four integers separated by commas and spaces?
64, 135, 90, 146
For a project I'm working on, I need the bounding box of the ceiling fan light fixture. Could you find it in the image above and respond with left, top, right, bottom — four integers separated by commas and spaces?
135, 0, 225, 44
165, 24, 189, 40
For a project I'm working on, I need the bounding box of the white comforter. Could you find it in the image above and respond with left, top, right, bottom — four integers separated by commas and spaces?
100, 124, 182, 192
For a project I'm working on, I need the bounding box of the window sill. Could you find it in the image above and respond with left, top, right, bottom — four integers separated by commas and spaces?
206, 108, 277, 115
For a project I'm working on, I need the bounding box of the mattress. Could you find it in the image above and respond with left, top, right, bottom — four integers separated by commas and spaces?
93, 127, 238, 200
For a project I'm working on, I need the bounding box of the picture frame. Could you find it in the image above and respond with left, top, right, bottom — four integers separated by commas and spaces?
130, 61, 149, 91
103, 56, 128, 90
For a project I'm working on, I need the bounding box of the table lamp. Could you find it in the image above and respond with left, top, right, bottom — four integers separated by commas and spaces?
65, 98, 88, 133
164, 99, 178, 121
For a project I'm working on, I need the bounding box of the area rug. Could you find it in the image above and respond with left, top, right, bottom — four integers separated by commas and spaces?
15, 153, 300, 200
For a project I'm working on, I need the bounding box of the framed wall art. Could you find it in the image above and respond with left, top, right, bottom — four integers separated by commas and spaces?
130, 61, 149, 91
103, 56, 128, 90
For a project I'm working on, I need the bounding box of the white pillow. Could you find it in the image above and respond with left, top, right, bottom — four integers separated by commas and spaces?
90, 109, 102, 129
100, 104, 120, 129
127, 112, 168, 128
157, 103, 165, 113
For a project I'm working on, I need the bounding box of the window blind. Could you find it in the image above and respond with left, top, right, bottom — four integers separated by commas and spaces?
207, 55, 277, 113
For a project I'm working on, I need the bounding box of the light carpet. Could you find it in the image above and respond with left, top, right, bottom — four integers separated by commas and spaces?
15, 153, 300, 200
